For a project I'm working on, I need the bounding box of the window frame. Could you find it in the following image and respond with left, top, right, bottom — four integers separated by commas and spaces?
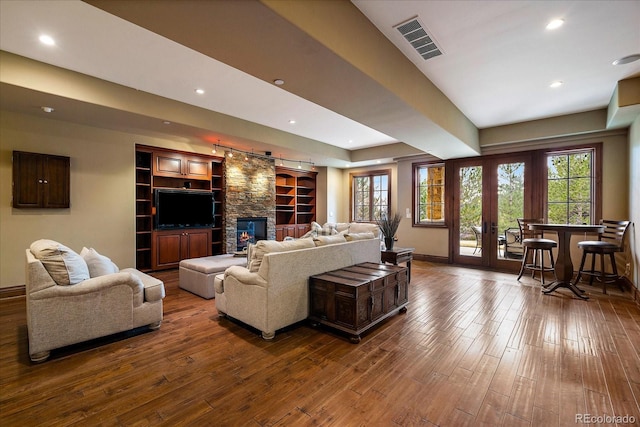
541, 143, 602, 225
349, 169, 391, 222
412, 161, 447, 228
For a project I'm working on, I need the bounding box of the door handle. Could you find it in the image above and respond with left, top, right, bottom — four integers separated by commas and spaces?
491, 222, 497, 234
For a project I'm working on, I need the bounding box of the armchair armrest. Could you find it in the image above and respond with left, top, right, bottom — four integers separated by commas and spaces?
29, 272, 145, 305
224, 266, 268, 289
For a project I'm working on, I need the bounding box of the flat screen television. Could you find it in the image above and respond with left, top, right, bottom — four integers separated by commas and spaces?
154, 189, 215, 229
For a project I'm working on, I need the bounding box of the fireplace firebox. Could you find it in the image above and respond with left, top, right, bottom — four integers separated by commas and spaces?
236, 217, 268, 251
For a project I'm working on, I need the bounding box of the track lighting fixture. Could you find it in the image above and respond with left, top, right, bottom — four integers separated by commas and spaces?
210, 142, 314, 169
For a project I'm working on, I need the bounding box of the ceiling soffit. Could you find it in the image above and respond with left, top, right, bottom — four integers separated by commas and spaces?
85, 0, 479, 160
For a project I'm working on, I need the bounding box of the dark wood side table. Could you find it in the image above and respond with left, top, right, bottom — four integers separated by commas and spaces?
381, 247, 414, 283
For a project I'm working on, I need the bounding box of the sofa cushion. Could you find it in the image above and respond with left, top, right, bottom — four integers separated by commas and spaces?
345, 231, 376, 241
80, 247, 119, 277
348, 222, 381, 237
179, 254, 247, 274
248, 238, 316, 273
313, 234, 347, 246
30, 239, 90, 286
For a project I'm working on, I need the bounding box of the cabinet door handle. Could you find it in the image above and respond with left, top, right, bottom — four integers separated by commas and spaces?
43, 180, 48, 184
38, 179, 43, 183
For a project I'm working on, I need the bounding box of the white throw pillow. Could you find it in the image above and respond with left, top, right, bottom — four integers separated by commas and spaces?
30, 239, 90, 286
80, 247, 119, 277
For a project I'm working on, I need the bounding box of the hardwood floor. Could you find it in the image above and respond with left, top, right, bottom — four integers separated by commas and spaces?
1, 261, 639, 426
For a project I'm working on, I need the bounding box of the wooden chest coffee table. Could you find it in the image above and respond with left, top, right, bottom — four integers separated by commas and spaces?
308, 262, 408, 343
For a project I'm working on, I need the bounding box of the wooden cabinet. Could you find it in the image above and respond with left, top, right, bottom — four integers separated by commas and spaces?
309, 263, 408, 343
275, 167, 316, 240
153, 151, 211, 180
136, 145, 224, 271
12, 151, 70, 208
152, 228, 212, 270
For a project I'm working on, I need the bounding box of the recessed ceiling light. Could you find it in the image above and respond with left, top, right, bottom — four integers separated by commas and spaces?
195, 88, 205, 94
550, 80, 563, 88
612, 54, 640, 65
39, 34, 55, 46
273, 79, 285, 85
546, 19, 564, 30
163, 120, 171, 125
289, 119, 296, 124
41, 106, 54, 113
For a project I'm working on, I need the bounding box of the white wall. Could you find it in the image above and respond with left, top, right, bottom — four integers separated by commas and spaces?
0, 110, 216, 288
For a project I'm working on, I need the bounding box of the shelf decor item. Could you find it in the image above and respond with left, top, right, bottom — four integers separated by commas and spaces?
376, 212, 402, 250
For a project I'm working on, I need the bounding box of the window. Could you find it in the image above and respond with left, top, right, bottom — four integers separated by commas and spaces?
547, 148, 595, 224
351, 170, 390, 221
414, 163, 445, 224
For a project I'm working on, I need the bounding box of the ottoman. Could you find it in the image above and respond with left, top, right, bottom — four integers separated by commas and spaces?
179, 254, 247, 299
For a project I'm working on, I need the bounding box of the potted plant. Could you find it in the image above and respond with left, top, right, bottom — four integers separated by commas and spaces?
376, 212, 402, 250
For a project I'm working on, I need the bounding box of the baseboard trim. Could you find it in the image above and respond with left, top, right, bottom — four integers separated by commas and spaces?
413, 253, 449, 264
0, 285, 25, 299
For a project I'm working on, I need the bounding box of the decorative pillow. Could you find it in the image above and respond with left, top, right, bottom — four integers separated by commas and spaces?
248, 238, 315, 273
325, 223, 350, 234
313, 234, 347, 246
311, 221, 337, 236
80, 247, 119, 277
345, 231, 376, 241
30, 239, 90, 286
299, 228, 317, 239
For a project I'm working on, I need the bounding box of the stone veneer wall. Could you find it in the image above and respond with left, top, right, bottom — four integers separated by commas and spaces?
224, 152, 276, 253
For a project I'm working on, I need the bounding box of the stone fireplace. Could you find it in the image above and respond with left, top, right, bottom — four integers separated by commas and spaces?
224, 153, 276, 252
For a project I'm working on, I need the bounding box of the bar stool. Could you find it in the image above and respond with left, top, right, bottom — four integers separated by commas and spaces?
516, 218, 557, 285
573, 220, 630, 294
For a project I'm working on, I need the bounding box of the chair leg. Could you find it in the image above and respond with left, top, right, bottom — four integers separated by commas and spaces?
609, 252, 624, 292
539, 249, 545, 285
600, 253, 607, 294
517, 247, 529, 281
588, 253, 597, 286
530, 249, 537, 279
573, 251, 588, 285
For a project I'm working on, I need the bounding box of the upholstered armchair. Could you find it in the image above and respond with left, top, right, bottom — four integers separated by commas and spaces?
26, 240, 165, 362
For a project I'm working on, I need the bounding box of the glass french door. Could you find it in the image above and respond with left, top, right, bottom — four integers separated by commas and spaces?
452, 153, 533, 271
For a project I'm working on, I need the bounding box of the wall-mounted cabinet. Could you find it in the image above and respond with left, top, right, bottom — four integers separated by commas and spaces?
12, 151, 70, 209
153, 151, 211, 181
275, 167, 316, 240
135, 145, 224, 271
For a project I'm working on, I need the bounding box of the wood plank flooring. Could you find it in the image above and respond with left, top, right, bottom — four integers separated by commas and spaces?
1, 261, 639, 426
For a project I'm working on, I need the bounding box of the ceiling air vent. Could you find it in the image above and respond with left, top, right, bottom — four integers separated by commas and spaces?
395, 17, 442, 60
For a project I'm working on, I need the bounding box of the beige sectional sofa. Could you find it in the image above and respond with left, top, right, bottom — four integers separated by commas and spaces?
215, 233, 381, 339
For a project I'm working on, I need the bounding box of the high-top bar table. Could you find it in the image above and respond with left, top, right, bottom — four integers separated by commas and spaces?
529, 224, 604, 300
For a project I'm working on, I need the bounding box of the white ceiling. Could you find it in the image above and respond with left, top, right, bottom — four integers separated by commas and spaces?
1, 0, 639, 166
354, 0, 640, 128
